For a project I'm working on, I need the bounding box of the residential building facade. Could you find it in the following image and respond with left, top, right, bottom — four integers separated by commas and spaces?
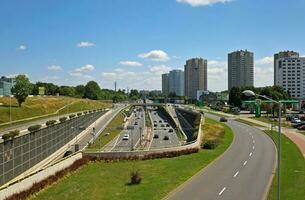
168, 70, 184, 96
0, 76, 16, 96
274, 51, 299, 85
184, 58, 208, 99
228, 50, 254, 91
161, 73, 169, 96
275, 56, 305, 99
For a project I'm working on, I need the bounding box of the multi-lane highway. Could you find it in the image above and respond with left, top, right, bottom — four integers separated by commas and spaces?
166, 113, 276, 200
149, 109, 181, 149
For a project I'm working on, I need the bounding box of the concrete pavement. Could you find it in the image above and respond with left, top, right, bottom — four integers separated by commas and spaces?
166, 113, 276, 200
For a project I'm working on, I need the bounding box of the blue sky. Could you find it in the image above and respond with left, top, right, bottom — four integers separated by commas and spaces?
1, 0, 305, 91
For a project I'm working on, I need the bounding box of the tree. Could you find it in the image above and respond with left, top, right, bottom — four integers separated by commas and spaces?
75, 85, 85, 98
11, 75, 32, 107
84, 81, 101, 100
229, 87, 242, 107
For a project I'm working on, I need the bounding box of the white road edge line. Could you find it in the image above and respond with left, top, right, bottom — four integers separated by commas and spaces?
243, 161, 248, 166
218, 187, 226, 196
233, 171, 239, 178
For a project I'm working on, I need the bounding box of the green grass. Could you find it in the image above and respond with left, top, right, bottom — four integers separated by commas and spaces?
251, 116, 291, 128
87, 112, 125, 149
30, 118, 234, 200
0, 96, 112, 127
235, 118, 265, 127
145, 111, 151, 128
265, 131, 305, 200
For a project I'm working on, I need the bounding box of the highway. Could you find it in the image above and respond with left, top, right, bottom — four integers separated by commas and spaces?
166, 113, 276, 200
149, 109, 181, 149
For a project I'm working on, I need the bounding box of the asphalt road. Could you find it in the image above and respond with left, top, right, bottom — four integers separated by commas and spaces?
166, 113, 276, 200
149, 110, 180, 149
109, 107, 146, 152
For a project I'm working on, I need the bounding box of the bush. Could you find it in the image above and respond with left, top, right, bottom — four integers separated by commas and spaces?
84, 111, 88, 114
28, 125, 42, 133
202, 139, 221, 149
59, 117, 67, 123
2, 133, 11, 141
77, 113, 82, 116
130, 171, 142, 185
69, 114, 76, 119
46, 120, 57, 126
9, 130, 20, 138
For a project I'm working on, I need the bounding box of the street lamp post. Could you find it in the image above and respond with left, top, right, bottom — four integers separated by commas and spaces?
242, 90, 281, 200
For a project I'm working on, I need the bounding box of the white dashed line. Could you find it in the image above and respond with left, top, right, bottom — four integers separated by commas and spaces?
249, 152, 253, 157
219, 187, 226, 196
243, 161, 248, 166
253, 140, 255, 144
251, 135, 254, 139
252, 146, 255, 150
233, 171, 239, 178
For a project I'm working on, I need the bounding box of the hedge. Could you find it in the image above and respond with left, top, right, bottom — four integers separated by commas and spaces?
28, 125, 42, 133
59, 117, 67, 123
69, 114, 76, 119
46, 120, 57, 126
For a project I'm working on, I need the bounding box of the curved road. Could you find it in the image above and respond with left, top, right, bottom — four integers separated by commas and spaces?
166, 113, 276, 200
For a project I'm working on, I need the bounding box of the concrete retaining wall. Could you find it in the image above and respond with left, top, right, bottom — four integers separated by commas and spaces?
0, 153, 82, 200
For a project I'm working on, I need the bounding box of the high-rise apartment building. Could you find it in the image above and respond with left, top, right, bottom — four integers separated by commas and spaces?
184, 58, 207, 99
274, 51, 299, 85
274, 55, 305, 99
0, 76, 16, 96
228, 50, 254, 91
168, 70, 184, 96
161, 73, 169, 96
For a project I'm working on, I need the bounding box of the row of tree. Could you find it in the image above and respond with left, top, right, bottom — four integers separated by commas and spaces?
11, 75, 142, 107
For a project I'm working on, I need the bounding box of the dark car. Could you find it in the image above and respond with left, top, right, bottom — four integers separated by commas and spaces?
168, 129, 174, 133
163, 136, 169, 140
134, 122, 138, 125
220, 117, 228, 122
297, 125, 305, 130
154, 124, 157, 127
153, 134, 159, 139
159, 120, 162, 123
166, 124, 170, 127
293, 122, 305, 128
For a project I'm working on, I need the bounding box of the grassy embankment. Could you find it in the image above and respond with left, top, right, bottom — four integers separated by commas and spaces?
87, 112, 125, 150
251, 116, 291, 128
0, 96, 112, 128
265, 131, 305, 200
30, 118, 233, 200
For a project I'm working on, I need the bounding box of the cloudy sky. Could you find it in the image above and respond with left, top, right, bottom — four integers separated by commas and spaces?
1, 0, 305, 91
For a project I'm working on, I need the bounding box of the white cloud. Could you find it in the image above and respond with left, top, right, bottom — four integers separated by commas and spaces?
256, 56, 273, 65
149, 65, 172, 75
77, 41, 96, 47
119, 61, 143, 67
207, 60, 228, 91
176, 0, 232, 7
138, 50, 170, 62
47, 65, 63, 71
255, 56, 274, 87
44, 76, 59, 81
17, 45, 26, 50
75, 64, 95, 73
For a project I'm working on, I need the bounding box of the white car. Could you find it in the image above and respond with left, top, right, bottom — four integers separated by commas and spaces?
122, 134, 129, 140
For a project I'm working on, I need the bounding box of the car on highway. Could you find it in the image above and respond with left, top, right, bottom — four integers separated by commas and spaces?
166, 124, 170, 127
134, 122, 138, 125
220, 117, 228, 122
122, 134, 129, 140
291, 118, 301, 124
154, 124, 157, 127
163, 136, 169, 140
161, 124, 165, 127
159, 120, 162, 123
168, 129, 173, 133
153, 134, 159, 139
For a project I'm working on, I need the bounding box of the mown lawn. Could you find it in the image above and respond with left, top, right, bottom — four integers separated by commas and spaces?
30, 118, 234, 200
0, 96, 112, 125
87, 112, 125, 149
266, 131, 305, 200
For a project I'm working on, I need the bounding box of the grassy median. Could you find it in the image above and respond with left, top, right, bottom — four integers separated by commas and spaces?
266, 131, 305, 200
30, 118, 233, 200
87, 112, 125, 149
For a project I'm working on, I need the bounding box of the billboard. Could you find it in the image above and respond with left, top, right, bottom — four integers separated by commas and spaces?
38, 87, 45, 95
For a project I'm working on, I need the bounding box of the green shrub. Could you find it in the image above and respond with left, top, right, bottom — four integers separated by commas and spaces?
130, 171, 142, 185
46, 120, 57, 126
9, 130, 20, 139
69, 114, 76, 119
84, 111, 88, 114
2, 133, 11, 141
59, 117, 67, 123
77, 113, 82, 116
28, 125, 42, 132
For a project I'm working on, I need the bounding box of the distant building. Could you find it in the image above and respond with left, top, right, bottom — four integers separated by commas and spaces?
228, 50, 254, 91
161, 73, 170, 96
275, 55, 305, 99
274, 51, 299, 85
184, 58, 208, 99
0, 76, 16, 96
168, 70, 184, 96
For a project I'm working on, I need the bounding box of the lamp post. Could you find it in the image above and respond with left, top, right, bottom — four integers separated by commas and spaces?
242, 90, 281, 200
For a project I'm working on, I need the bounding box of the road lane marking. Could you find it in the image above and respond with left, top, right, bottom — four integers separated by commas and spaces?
233, 171, 239, 178
218, 187, 226, 196
243, 161, 248, 166
251, 135, 254, 139
252, 146, 255, 150
249, 152, 253, 157
253, 140, 255, 144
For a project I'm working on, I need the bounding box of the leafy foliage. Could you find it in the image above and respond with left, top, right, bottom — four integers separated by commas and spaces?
11, 75, 33, 107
